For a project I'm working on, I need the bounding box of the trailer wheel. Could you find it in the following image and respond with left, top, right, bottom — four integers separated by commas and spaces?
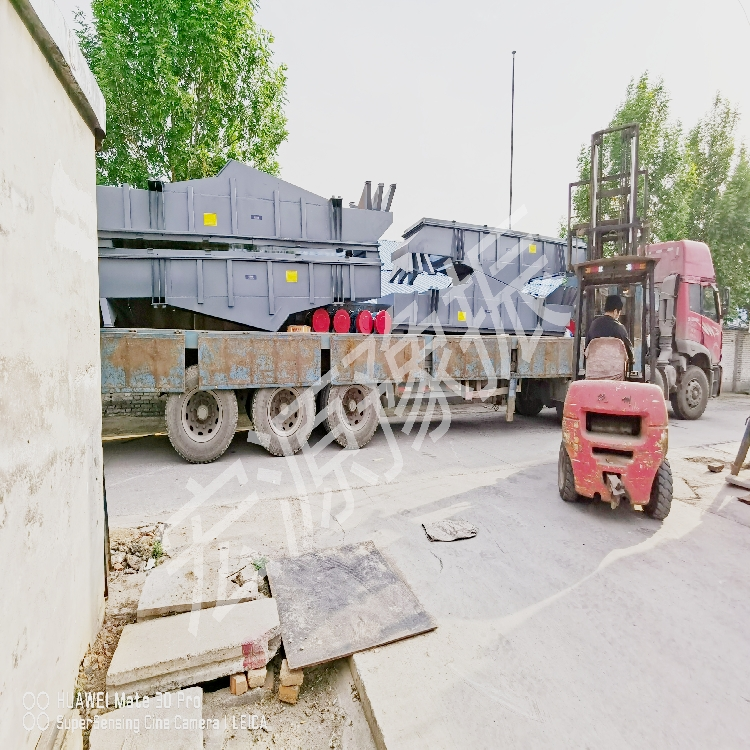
644, 460, 672, 520
251, 387, 315, 456
320, 383, 380, 449
165, 365, 238, 463
558, 443, 579, 502
670, 366, 709, 420
515, 383, 544, 417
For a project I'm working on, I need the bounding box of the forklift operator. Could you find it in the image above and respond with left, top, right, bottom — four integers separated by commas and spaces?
586, 294, 634, 367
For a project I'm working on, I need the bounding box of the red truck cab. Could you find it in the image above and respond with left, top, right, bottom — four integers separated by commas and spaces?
646, 241, 723, 411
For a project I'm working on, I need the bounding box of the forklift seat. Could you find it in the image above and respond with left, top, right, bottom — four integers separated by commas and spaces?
584, 337, 627, 381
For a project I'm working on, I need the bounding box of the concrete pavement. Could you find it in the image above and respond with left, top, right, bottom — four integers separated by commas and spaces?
103, 394, 750, 749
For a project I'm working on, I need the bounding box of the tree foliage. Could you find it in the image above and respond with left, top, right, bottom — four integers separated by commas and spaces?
571, 75, 683, 244
77, 0, 288, 187
570, 74, 750, 316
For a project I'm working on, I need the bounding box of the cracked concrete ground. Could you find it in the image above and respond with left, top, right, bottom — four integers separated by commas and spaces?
103, 394, 750, 749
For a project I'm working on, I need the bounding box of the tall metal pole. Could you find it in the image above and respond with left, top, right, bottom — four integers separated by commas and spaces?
509, 51, 516, 230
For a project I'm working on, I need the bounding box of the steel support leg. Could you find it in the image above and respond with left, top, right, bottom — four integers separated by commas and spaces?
506, 378, 517, 422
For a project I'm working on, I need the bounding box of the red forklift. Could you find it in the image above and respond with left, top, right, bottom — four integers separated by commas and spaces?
558, 124, 673, 519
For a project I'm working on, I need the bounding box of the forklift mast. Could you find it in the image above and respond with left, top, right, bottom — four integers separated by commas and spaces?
567, 123, 657, 385
568, 123, 649, 264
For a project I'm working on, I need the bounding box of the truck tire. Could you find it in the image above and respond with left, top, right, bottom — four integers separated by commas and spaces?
515, 384, 544, 417
558, 443, 579, 502
165, 365, 238, 463
670, 366, 709, 420
251, 386, 315, 456
644, 460, 672, 520
319, 383, 380, 449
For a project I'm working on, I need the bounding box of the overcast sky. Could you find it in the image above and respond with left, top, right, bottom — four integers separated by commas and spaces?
60, 0, 750, 240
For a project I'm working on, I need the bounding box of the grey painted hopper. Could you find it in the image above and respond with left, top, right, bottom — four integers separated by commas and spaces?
97, 161, 395, 331
385, 218, 586, 334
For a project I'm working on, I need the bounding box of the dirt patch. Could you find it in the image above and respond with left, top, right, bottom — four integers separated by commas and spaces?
75, 527, 372, 749
685, 455, 750, 470
75, 565, 145, 748
205, 655, 355, 749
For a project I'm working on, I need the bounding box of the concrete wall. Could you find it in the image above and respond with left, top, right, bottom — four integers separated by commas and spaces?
0, 0, 106, 746
722, 329, 750, 394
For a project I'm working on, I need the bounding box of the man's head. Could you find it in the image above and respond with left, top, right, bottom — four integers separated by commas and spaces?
604, 294, 624, 319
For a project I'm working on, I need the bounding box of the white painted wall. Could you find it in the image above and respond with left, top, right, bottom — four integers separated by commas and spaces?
0, 0, 105, 746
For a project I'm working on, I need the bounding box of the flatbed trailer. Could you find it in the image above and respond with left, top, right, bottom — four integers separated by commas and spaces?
100, 328, 572, 462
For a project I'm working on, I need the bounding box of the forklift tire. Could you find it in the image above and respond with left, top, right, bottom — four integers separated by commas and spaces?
558, 443, 579, 502
644, 460, 673, 520
319, 383, 380, 449
670, 366, 709, 420
166, 366, 238, 463
515, 386, 545, 417
251, 386, 315, 456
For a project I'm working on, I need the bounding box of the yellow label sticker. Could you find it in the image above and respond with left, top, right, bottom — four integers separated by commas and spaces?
457, 311, 467, 322
529, 243, 537, 253
286, 270, 298, 283
203, 212, 217, 227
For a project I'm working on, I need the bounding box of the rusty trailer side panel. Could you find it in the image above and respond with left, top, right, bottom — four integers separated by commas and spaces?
432, 335, 512, 381
198, 332, 321, 388
101, 329, 574, 394
331, 335, 426, 385
515, 336, 574, 378
101, 329, 185, 393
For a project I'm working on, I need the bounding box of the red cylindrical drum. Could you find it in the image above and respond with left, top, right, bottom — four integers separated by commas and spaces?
355, 310, 374, 334
374, 310, 391, 334
332, 308, 351, 334
311, 308, 330, 332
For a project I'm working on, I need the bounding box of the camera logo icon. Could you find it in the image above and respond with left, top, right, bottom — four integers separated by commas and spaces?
23, 692, 50, 731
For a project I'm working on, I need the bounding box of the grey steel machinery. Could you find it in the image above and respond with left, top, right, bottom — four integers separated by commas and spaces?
383, 217, 586, 334
97, 160, 396, 332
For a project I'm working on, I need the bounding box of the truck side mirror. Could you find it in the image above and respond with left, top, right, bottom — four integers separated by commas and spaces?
721, 287, 730, 317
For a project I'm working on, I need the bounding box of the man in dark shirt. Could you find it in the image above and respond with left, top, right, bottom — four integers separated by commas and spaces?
586, 294, 634, 366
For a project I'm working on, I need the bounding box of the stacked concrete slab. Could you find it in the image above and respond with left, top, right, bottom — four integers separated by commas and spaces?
137, 553, 259, 621
107, 597, 280, 695
88, 687, 203, 750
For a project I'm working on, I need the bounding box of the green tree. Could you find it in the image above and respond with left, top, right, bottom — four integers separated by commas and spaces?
710, 148, 750, 316
570, 76, 750, 316
569, 73, 683, 244
76, 0, 288, 187
677, 98, 750, 316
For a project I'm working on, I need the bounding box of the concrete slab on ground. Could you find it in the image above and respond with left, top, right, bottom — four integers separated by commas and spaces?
268, 541, 436, 670
107, 599, 279, 695
137, 551, 258, 621
89, 687, 203, 749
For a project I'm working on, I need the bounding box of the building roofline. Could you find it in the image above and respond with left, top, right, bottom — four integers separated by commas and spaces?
11, 0, 106, 144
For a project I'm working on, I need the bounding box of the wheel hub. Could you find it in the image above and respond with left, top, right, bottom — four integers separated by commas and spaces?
341, 387, 366, 428
685, 378, 701, 408
268, 389, 302, 436
181, 389, 223, 443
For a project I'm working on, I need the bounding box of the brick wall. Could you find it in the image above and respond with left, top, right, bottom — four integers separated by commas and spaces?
722, 329, 750, 394
102, 392, 167, 417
